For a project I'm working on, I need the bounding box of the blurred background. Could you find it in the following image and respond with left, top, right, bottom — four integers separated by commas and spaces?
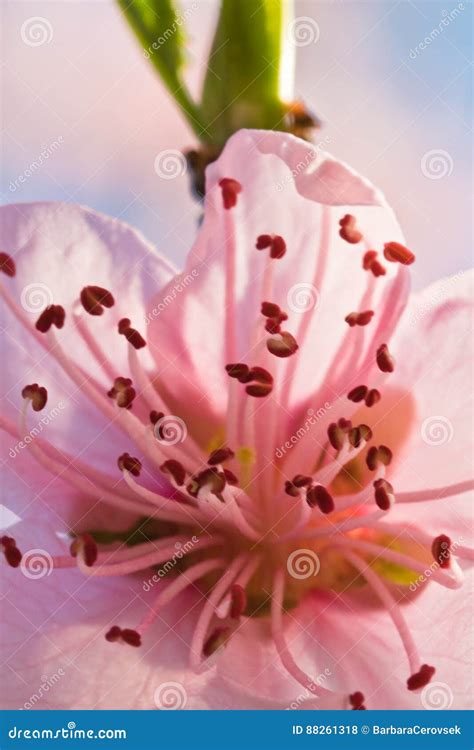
1, 0, 472, 288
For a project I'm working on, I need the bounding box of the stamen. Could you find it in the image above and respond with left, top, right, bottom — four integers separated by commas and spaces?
208, 447, 235, 465
1, 535, 22, 568
36, 305, 65, 333
339, 214, 362, 244
160, 459, 186, 486
0, 252, 16, 277
366, 445, 392, 471
365, 388, 381, 407
384, 241, 415, 266
105, 626, 141, 647
407, 664, 436, 691
376, 343, 395, 372
363, 250, 386, 277
348, 423, 372, 448
117, 452, 142, 477
21, 383, 48, 411
245, 367, 273, 398
373, 478, 395, 510
219, 178, 242, 209
80, 286, 115, 316
70, 533, 98, 567
118, 318, 146, 350
432, 535, 451, 569
225, 363, 251, 382
306, 485, 335, 513
267, 331, 299, 358
255, 234, 286, 259
292, 475, 313, 488
347, 385, 368, 403
349, 691, 366, 710
345, 310, 374, 327
107, 377, 136, 409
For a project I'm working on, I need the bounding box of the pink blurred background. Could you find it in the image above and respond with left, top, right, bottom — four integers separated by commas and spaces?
1, 0, 472, 288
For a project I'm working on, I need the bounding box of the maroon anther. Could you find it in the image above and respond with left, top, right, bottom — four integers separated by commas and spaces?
105, 626, 142, 647
160, 459, 186, 486
225, 363, 250, 382
376, 343, 395, 373
285, 481, 299, 497
345, 310, 374, 327
1, 536, 22, 568
373, 478, 394, 510
261, 301, 281, 318
366, 444, 393, 471
306, 485, 335, 513
229, 584, 247, 619
328, 422, 345, 451
339, 214, 362, 244
348, 423, 372, 449
349, 691, 366, 709
219, 178, 242, 209
118, 318, 146, 349
363, 250, 386, 277
223, 469, 239, 485
267, 331, 298, 358
22, 383, 48, 411
118, 452, 142, 477
188, 468, 226, 498
347, 385, 368, 403
256, 234, 286, 259
35, 305, 65, 333
80, 285, 115, 316
0, 252, 16, 277
70, 533, 98, 567
107, 377, 136, 409
407, 664, 435, 691
384, 241, 415, 266
431, 534, 451, 569
292, 475, 313, 488
365, 388, 381, 407
208, 447, 235, 466
150, 410, 164, 425
245, 367, 273, 398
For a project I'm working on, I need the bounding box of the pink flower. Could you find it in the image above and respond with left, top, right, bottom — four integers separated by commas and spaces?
0, 130, 472, 710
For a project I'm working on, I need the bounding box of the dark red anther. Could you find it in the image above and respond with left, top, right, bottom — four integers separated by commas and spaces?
245, 367, 273, 398
261, 301, 281, 318
431, 534, 451, 569
80, 285, 115, 316
363, 251, 378, 270
107, 377, 136, 409
229, 584, 247, 619
219, 178, 242, 210
188, 468, 226, 498
1, 536, 22, 568
366, 444, 392, 471
150, 410, 164, 425
105, 626, 122, 642
223, 468, 239, 485
349, 424, 372, 448
347, 385, 368, 403
118, 452, 142, 477
285, 480, 299, 497
328, 422, 345, 451
256, 234, 286, 259
35, 305, 65, 333
292, 474, 313, 488
208, 447, 235, 466
384, 241, 415, 266
374, 478, 394, 510
349, 691, 366, 709
22, 383, 48, 411
306, 485, 335, 513
345, 310, 374, 327
339, 214, 362, 244
407, 664, 435, 691
160, 459, 186, 486
376, 343, 395, 373
225, 363, 250, 382
203, 626, 230, 657
267, 331, 298, 358
0, 252, 16, 277
118, 318, 146, 350
365, 388, 381, 407
265, 318, 281, 334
